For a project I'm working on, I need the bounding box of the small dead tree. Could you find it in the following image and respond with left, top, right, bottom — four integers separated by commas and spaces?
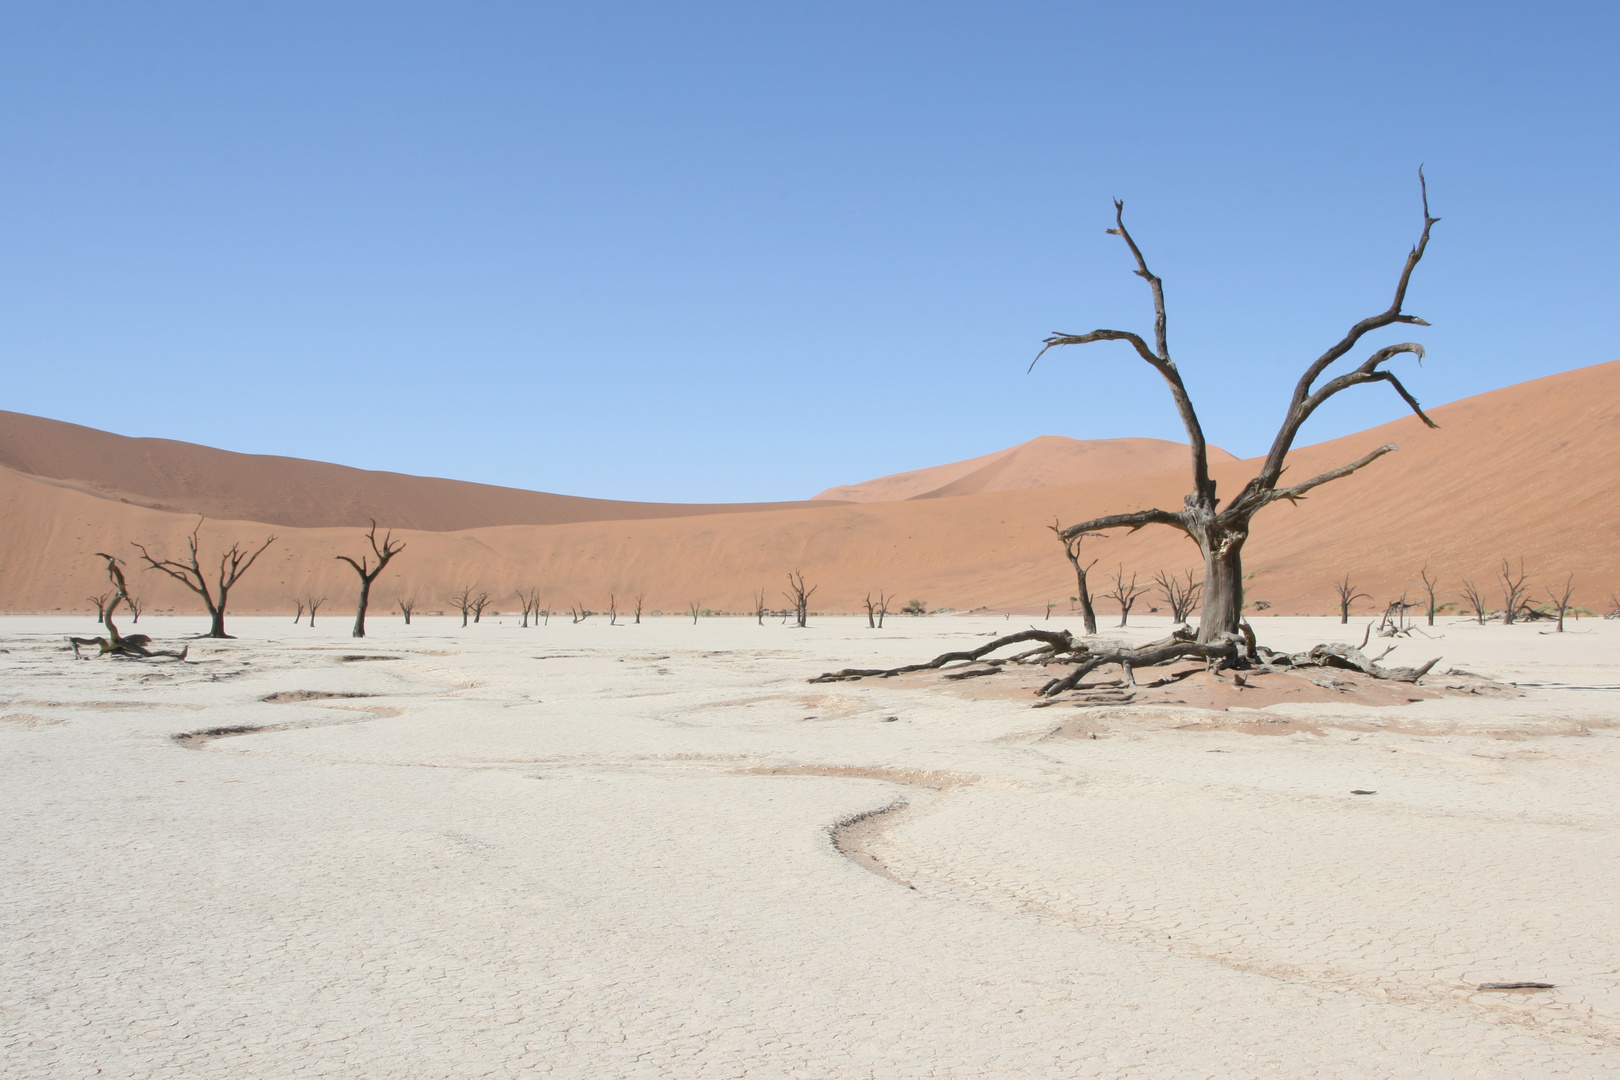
754, 589, 768, 625
688, 599, 702, 625
1037, 174, 1439, 643
397, 596, 416, 625
449, 586, 476, 627
1544, 574, 1575, 633
305, 594, 327, 626
875, 591, 890, 628
336, 520, 405, 639
126, 594, 142, 623
470, 592, 492, 623
1378, 594, 1416, 636
1418, 565, 1441, 626
863, 592, 879, 628
1498, 558, 1531, 625
293, 599, 306, 624
132, 519, 276, 639
1103, 567, 1148, 627
1152, 570, 1202, 624
89, 593, 111, 621
1333, 575, 1371, 624
1051, 524, 1102, 635
1459, 578, 1489, 624
784, 571, 816, 628
634, 593, 645, 624
608, 594, 618, 626
68, 554, 186, 660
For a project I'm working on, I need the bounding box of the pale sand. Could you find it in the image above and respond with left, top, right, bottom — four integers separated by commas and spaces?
4, 614, 1620, 1078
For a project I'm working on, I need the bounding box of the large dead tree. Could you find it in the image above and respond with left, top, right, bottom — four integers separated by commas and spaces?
133, 518, 276, 639
336, 520, 405, 639
1039, 175, 1440, 643
1052, 524, 1102, 635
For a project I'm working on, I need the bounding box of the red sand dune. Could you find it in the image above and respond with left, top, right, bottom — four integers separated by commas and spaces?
1, 360, 1616, 621
812, 435, 1237, 502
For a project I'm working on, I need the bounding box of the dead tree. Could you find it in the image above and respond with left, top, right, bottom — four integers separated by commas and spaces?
1036, 174, 1439, 643
1378, 594, 1416, 636
863, 592, 879, 628
1051, 524, 1102, 635
875, 591, 890, 628
1459, 578, 1489, 624
634, 593, 645, 624
687, 599, 701, 624
336, 520, 405, 639
1333, 575, 1372, 624
1152, 569, 1203, 623
754, 589, 768, 625
1103, 567, 1149, 627
126, 594, 142, 623
470, 592, 492, 623
68, 554, 187, 661
1544, 574, 1575, 633
784, 571, 816, 628
397, 596, 416, 625
132, 518, 276, 639
1498, 558, 1531, 625
518, 588, 541, 627
608, 594, 618, 626
1418, 565, 1441, 626
305, 594, 326, 626
88, 593, 110, 621
293, 599, 306, 624
570, 604, 589, 624
449, 586, 476, 627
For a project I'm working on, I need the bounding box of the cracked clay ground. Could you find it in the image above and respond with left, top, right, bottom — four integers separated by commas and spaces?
4, 614, 1620, 1078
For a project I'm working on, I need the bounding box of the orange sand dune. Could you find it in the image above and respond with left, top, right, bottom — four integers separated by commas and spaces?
812, 435, 1237, 502
2, 361, 1617, 621
0, 411, 837, 531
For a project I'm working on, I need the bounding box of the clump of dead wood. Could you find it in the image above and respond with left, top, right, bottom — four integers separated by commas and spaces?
810, 623, 1439, 699
68, 555, 189, 661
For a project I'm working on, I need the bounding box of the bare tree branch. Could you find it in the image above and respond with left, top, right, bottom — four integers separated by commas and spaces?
1261, 444, 1399, 506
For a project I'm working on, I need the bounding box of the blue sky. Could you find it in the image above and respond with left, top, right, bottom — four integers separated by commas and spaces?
2, 2, 1615, 502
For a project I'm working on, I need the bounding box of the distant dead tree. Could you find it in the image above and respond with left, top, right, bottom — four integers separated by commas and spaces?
132, 518, 276, 638
1459, 578, 1489, 624
1152, 570, 1202, 624
608, 594, 618, 626
1332, 575, 1371, 624
1605, 594, 1620, 620
88, 593, 111, 621
1544, 574, 1575, 633
687, 599, 701, 625
397, 596, 416, 625
1378, 594, 1416, 636
68, 554, 186, 660
336, 520, 405, 639
516, 588, 540, 627
1103, 567, 1149, 627
1418, 565, 1441, 626
449, 586, 476, 627
470, 592, 492, 623
126, 594, 142, 623
569, 603, 589, 624
863, 590, 892, 629
1498, 558, 1531, 625
634, 593, 645, 624
784, 571, 816, 628
1036, 174, 1439, 643
305, 594, 326, 626
753, 589, 768, 626
1051, 523, 1102, 635
293, 599, 306, 624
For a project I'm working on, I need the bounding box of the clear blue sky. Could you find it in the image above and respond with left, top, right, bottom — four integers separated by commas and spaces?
3, 2, 1615, 502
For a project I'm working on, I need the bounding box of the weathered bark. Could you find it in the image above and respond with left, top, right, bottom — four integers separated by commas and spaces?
1052, 525, 1100, 635
1035, 175, 1439, 642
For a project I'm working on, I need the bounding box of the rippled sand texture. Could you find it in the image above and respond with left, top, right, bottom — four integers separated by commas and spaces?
4, 614, 1620, 1078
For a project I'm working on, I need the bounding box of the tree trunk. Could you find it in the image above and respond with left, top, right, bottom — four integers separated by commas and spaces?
208, 606, 227, 638
352, 580, 372, 638
1074, 568, 1098, 636
1196, 530, 1245, 643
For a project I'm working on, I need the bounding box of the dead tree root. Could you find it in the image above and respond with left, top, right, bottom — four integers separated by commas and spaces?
811, 622, 1441, 699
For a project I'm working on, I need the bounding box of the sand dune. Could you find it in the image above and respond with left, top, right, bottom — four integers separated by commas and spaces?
1, 361, 1616, 619
0, 411, 836, 531
811, 435, 1236, 502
